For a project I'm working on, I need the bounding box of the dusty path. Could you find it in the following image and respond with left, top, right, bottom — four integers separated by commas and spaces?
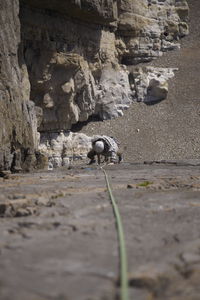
1, 162, 200, 300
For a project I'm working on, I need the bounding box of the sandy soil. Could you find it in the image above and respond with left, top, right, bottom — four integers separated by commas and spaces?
1, 161, 200, 300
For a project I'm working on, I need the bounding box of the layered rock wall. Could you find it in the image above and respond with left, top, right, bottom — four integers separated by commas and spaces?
20, 0, 189, 131
0, 0, 40, 171
0, 0, 190, 169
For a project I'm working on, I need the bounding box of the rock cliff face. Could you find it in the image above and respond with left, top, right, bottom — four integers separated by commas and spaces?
0, 0, 41, 171
20, 0, 188, 130
0, 0, 189, 169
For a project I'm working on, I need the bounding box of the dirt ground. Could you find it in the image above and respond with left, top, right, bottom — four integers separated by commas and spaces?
1, 161, 200, 300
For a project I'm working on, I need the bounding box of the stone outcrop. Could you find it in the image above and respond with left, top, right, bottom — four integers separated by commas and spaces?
118, 0, 189, 64
0, 0, 41, 171
38, 66, 178, 169
20, 0, 189, 130
130, 67, 178, 104
0, 0, 189, 170
39, 131, 92, 168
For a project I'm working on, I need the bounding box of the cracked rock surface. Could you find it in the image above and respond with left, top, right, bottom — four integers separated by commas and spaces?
1, 162, 200, 299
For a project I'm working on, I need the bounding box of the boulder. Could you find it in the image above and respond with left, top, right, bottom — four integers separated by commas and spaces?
130, 67, 178, 104
39, 131, 92, 168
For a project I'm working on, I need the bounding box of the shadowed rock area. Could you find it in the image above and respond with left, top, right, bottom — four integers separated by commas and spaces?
0, 0, 41, 171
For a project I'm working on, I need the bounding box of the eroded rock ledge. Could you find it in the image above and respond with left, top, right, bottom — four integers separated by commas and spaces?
0, 0, 189, 170
20, 0, 188, 131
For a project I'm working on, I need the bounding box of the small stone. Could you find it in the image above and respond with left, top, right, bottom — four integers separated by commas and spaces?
15, 208, 32, 217
127, 184, 134, 189
35, 197, 50, 206
0, 171, 10, 179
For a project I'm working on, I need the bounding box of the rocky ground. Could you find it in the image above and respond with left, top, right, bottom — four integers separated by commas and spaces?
1, 161, 200, 300
1, 1, 200, 299
79, 0, 200, 162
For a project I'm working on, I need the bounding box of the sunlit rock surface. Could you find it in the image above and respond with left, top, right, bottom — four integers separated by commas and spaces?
20, 0, 189, 129
0, 0, 189, 170
39, 131, 92, 168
